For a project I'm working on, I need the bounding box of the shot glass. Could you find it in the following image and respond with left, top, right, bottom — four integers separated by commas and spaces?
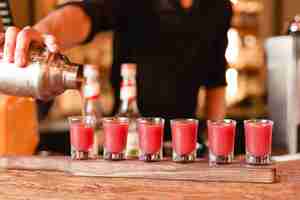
171, 119, 198, 162
244, 119, 273, 165
207, 119, 236, 166
69, 116, 97, 160
103, 117, 129, 161
137, 117, 165, 162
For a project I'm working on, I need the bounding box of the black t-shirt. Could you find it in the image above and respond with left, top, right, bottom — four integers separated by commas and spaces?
63, 0, 232, 119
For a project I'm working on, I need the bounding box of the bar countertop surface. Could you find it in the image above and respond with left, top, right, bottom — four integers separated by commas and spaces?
0, 157, 299, 200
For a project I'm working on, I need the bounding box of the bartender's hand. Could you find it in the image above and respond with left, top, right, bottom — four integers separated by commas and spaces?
2, 26, 59, 67
1, 4, 91, 67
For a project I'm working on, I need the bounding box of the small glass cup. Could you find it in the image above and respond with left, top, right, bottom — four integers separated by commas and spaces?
69, 116, 97, 160
171, 119, 198, 162
103, 117, 129, 161
207, 119, 236, 166
137, 117, 165, 162
244, 119, 273, 165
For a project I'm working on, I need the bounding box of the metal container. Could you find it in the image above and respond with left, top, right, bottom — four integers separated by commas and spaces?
265, 35, 300, 154
0, 45, 83, 100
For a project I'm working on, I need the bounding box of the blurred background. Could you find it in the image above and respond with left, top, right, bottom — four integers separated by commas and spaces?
1, 0, 300, 156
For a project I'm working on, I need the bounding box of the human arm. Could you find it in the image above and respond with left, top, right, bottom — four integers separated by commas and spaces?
3, 0, 122, 67
3, 4, 91, 67
33, 5, 91, 50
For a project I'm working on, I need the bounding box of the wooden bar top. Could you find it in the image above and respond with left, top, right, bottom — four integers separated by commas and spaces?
0, 156, 299, 200
0, 156, 276, 183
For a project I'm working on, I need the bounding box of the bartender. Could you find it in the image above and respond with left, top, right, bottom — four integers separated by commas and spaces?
2, 0, 232, 153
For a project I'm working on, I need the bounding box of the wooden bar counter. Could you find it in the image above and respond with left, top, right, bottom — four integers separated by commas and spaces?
0, 156, 298, 200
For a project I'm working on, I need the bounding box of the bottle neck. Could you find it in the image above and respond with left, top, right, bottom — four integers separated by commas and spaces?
118, 77, 139, 115
85, 94, 101, 101
82, 80, 102, 119
82, 79, 101, 100
119, 98, 139, 114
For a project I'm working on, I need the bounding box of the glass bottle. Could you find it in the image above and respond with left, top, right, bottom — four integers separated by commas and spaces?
82, 64, 104, 158
117, 63, 141, 158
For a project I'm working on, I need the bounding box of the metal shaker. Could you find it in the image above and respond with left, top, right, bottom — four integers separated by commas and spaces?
0, 45, 83, 100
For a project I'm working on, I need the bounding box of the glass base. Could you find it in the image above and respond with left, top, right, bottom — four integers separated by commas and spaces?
209, 150, 234, 166
139, 151, 162, 162
71, 150, 91, 160
104, 151, 125, 161
172, 151, 196, 163
246, 153, 272, 165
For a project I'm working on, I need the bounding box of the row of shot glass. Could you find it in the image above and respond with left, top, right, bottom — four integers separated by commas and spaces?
69, 116, 273, 165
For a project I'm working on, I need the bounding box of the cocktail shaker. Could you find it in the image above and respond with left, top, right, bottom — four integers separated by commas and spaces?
0, 44, 83, 100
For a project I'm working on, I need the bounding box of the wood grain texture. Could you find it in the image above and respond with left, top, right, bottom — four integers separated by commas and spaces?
0, 158, 299, 200
0, 165, 297, 200
0, 156, 276, 183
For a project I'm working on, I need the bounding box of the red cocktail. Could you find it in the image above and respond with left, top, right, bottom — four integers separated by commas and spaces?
103, 117, 129, 160
171, 119, 198, 162
244, 119, 273, 165
207, 119, 236, 165
69, 116, 96, 160
137, 118, 164, 162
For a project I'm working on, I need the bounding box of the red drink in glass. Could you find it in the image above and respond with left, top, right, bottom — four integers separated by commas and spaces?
69, 116, 96, 160
103, 117, 129, 160
244, 119, 273, 165
207, 119, 236, 165
137, 118, 164, 162
171, 119, 198, 162
71, 124, 94, 151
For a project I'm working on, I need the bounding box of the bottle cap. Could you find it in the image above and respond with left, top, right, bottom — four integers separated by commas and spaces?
121, 63, 137, 77
84, 64, 100, 79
